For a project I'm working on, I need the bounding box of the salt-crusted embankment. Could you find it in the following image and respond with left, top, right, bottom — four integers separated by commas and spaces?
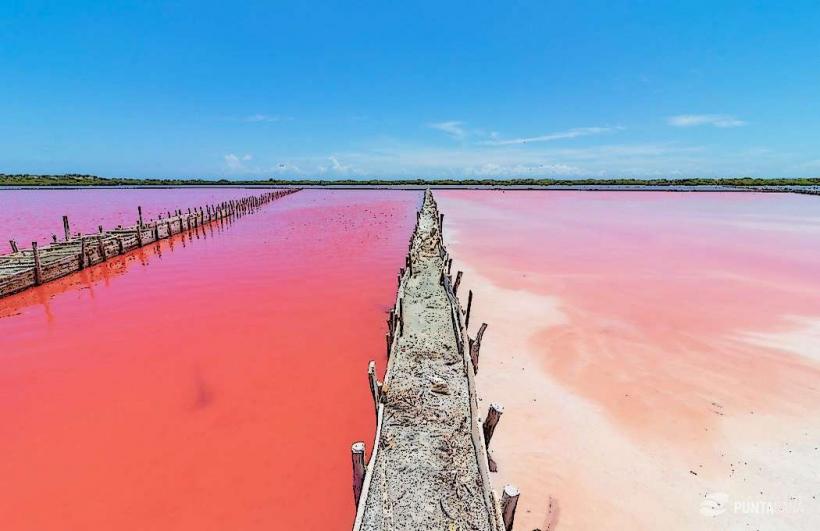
353, 190, 503, 531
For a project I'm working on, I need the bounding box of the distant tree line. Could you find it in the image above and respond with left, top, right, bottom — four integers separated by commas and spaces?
2, 173, 820, 187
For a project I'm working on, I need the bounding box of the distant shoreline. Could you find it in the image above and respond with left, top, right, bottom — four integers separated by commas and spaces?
1, 174, 819, 194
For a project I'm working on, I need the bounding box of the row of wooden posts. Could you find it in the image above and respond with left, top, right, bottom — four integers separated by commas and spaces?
1, 189, 299, 298
348, 195, 522, 531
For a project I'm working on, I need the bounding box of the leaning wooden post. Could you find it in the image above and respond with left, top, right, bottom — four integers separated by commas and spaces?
465, 289, 474, 330
469, 322, 488, 373
500, 484, 520, 531
351, 442, 366, 507
31, 242, 43, 285
62, 215, 71, 241
9, 240, 19, 253
367, 361, 381, 413
453, 271, 463, 295
483, 403, 504, 448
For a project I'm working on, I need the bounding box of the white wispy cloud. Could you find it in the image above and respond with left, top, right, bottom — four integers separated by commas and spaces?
428, 121, 467, 139
243, 114, 281, 123
223, 153, 253, 172
480, 126, 618, 146
667, 114, 747, 128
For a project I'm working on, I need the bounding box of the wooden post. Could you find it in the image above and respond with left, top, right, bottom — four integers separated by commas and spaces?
367, 361, 380, 413
500, 484, 520, 531
483, 403, 504, 448
453, 271, 463, 295
97, 235, 106, 261
398, 297, 404, 336
465, 289, 473, 330
135, 223, 144, 246
352, 442, 366, 507
52, 234, 57, 243
447, 258, 452, 275
138, 206, 144, 227
9, 240, 19, 253
469, 323, 488, 374
79, 238, 87, 269
62, 215, 70, 241
31, 242, 43, 285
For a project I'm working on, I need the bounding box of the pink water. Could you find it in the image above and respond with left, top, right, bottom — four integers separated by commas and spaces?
438, 191, 820, 530
0, 189, 420, 531
0, 188, 267, 254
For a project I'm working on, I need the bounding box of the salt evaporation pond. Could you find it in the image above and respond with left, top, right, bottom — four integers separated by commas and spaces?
0, 189, 420, 530
438, 190, 820, 531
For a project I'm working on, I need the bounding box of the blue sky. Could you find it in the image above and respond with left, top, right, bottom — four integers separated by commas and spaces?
1, 0, 819, 179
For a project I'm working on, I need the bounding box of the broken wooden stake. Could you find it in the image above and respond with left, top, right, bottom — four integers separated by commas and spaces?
453, 271, 463, 295
352, 442, 366, 507
137, 206, 144, 227
9, 240, 19, 253
500, 484, 520, 531
469, 322, 488, 373
483, 403, 503, 448
367, 361, 380, 413
465, 289, 473, 330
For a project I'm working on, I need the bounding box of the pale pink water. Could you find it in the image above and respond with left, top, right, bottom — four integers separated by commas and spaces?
438, 191, 820, 530
0, 189, 420, 531
0, 188, 266, 254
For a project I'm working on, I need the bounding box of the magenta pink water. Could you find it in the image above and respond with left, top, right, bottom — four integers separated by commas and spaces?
0, 189, 420, 531
0, 188, 266, 254
438, 190, 820, 530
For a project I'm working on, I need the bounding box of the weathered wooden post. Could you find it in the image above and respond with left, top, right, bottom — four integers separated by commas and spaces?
52, 234, 57, 243
138, 206, 144, 227
367, 361, 381, 413
135, 222, 144, 246
469, 323, 488, 373
9, 240, 19, 253
352, 442, 366, 507
447, 258, 453, 275
500, 484, 520, 531
97, 235, 106, 261
31, 242, 43, 285
98, 225, 104, 233
453, 271, 463, 295
483, 403, 504, 448
465, 289, 474, 329
62, 215, 71, 241
79, 238, 87, 269
398, 297, 404, 336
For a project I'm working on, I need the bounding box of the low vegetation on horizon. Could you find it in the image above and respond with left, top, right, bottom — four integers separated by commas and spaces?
1, 173, 819, 187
